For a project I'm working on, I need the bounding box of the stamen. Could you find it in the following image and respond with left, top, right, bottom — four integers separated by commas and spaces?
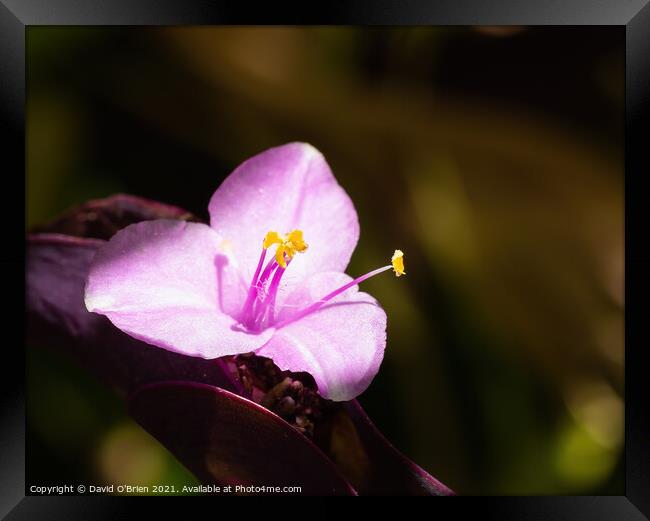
250, 257, 278, 325
264, 229, 308, 268
239, 247, 267, 323
264, 231, 283, 249
238, 234, 403, 333
239, 230, 308, 330
262, 259, 289, 325
392, 249, 405, 276
253, 266, 282, 329
258, 257, 279, 293
275, 251, 406, 329
285, 230, 308, 253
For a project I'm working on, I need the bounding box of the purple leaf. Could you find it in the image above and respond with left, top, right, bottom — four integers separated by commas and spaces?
32, 193, 199, 240
129, 381, 357, 495
342, 401, 454, 495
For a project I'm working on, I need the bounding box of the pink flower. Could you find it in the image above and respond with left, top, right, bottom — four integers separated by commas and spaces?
85, 143, 405, 401
29, 193, 452, 494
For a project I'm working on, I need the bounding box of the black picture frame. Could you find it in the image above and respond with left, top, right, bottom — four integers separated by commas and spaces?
2, 0, 648, 516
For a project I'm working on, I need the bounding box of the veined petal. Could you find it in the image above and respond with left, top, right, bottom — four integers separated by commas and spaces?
208, 143, 360, 287
85, 220, 272, 358
257, 272, 386, 401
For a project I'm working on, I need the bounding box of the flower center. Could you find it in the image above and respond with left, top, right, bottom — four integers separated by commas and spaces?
238, 229, 405, 332
238, 229, 308, 330
263, 230, 308, 268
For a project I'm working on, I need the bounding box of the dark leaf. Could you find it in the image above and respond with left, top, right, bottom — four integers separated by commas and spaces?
341, 401, 454, 495
32, 193, 200, 240
129, 381, 356, 495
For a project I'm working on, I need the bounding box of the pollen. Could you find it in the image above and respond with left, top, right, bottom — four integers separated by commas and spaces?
285, 230, 308, 253
264, 229, 308, 268
263, 231, 283, 249
391, 249, 405, 277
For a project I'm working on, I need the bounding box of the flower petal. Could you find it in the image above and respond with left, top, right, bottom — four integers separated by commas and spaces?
85, 219, 273, 359
28, 233, 244, 395
257, 272, 386, 401
129, 382, 357, 495
208, 143, 360, 286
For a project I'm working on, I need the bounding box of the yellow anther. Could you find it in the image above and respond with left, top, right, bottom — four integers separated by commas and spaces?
391, 249, 405, 277
263, 231, 283, 249
286, 229, 308, 253
275, 244, 289, 267
264, 229, 308, 268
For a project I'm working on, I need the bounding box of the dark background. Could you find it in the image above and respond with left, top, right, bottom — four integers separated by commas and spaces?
26, 26, 624, 495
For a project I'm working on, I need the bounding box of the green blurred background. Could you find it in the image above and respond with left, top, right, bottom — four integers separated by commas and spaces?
26, 26, 624, 495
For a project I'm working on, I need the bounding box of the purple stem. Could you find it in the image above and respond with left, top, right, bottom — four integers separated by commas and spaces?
262, 262, 288, 326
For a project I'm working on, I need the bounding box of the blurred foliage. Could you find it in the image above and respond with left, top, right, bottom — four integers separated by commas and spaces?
26, 26, 623, 494
27, 345, 199, 492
